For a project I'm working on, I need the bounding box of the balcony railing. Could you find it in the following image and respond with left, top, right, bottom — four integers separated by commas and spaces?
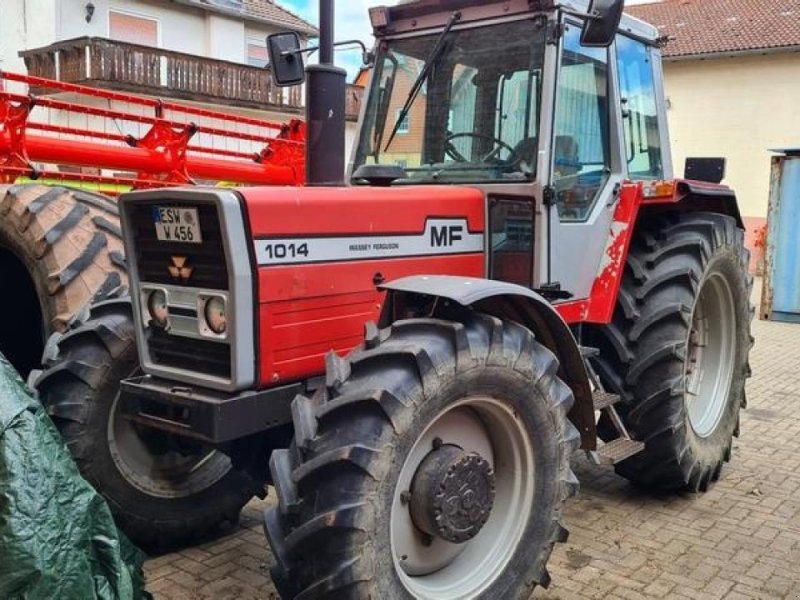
19, 37, 363, 120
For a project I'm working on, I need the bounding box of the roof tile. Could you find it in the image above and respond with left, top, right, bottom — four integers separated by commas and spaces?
242, 0, 318, 36
628, 0, 800, 58
190, 0, 318, 36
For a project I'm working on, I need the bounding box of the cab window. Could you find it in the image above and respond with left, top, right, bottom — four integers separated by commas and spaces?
616, 35, 664, 180
552, 24, 611, 222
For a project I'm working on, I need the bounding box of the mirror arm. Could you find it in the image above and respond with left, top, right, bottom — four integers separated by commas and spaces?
559, 8, 603, 21
281, 40, 374, 66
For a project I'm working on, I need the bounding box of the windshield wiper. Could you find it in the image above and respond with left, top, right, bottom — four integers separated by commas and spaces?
383, 11, 461, 152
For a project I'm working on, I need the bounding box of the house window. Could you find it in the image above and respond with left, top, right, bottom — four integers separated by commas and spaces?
394, 109, 410, 134
109, 10, 158, 46
247, 42, 268, 68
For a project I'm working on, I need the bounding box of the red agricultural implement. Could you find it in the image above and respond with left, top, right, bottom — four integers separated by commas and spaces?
0, 70, 306, 191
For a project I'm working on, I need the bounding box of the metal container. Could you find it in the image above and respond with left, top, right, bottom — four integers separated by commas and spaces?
761, 149, 800, 322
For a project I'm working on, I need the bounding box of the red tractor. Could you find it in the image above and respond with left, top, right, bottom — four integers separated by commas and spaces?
36, 0, 752, 597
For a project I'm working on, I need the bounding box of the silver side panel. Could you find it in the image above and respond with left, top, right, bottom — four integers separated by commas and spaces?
119, 188, 255, 393
547, 18, 626, 300
650, 46, 674, 179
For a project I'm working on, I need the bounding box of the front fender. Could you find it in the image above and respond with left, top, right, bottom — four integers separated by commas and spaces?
380, 275, 596, 449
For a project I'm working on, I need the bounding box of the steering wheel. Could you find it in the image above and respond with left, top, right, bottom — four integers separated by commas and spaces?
445, 132, 518, 164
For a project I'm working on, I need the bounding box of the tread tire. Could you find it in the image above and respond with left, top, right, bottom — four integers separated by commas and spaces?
33, 297, 259, 549
265, 311, 579, 599
586, 212, 753, 491
0, 183, 128, 331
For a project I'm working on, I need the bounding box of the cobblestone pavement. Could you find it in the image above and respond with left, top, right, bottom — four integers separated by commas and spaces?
145, 284, 800, 599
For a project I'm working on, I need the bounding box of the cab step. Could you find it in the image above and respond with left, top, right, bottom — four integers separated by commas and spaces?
593, 438, 645, 465
592, 391, 621, 411
583, 354, 645, 466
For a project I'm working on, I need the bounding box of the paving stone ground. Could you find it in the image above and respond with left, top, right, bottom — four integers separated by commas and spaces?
145, 280, 800, 599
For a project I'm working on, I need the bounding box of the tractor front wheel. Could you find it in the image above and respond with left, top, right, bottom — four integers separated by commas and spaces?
33, 298, 261, 549
265, 312, 579, 599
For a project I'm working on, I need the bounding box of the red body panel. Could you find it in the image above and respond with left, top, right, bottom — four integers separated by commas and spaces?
243, 178, 733, 385
555, 182, 643, 324
554, 178, 738, 324
242, 186, 486, 386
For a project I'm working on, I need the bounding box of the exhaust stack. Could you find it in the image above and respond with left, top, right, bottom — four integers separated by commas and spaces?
305, 0, 347, 186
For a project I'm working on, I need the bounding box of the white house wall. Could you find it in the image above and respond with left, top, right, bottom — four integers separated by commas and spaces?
53, 0, 286, 62
56, 0, 207, 55
0, 0, 57, 76
207, 14, 246, 63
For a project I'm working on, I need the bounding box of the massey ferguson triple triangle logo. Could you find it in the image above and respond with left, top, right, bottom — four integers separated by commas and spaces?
168, 256, 193, 282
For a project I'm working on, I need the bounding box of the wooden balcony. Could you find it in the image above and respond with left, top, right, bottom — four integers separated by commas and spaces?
20, 37, 363, 121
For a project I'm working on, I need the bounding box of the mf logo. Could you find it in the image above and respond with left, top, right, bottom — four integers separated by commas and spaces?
431, 224, 463, 247
168, 256, 193, 282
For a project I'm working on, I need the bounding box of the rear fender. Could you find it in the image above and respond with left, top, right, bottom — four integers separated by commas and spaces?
642, 179, 744, 227
379, 275, 596, 449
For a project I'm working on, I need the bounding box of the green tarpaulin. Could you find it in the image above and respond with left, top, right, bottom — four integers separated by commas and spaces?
0, 353, 147, 599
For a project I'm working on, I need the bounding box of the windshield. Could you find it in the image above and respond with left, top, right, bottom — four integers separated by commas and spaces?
353, 18, 546, 184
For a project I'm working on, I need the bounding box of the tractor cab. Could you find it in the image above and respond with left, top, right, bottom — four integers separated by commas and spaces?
337, 0, 671, 299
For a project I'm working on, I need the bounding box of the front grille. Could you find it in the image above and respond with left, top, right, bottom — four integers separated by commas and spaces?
129, 201, 229, 290
129, 197, 233, 381
148, 328, 231, 379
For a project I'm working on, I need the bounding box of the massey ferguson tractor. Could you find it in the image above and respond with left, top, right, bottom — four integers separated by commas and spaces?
35, 0, 752, 597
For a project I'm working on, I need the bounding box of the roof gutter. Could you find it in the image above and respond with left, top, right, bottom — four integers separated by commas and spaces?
168, 0, 319, 36
664, 44, 800, 62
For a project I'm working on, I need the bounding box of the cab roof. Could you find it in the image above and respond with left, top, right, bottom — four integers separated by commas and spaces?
370, 0, 659, 43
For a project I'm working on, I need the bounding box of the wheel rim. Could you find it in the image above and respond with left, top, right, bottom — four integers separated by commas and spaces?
685, 272, 736, 438
390, 397, 534, 598
107, 388, 231, 498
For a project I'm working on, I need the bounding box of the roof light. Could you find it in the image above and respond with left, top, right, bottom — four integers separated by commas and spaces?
369, 6, 390, 29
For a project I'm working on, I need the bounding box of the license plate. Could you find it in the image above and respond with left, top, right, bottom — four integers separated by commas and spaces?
153, 206, 202, 244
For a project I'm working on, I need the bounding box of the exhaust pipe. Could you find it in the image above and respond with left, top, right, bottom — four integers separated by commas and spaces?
305, 0, 347, 186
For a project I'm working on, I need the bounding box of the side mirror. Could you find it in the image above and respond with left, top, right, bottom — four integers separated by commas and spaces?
580, 0, 624, 47
267, 32, 305, 87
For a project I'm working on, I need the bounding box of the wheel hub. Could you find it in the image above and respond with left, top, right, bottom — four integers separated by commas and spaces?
409, 444, 495, 544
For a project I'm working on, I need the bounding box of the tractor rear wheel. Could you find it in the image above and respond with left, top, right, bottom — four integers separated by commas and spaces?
0, 184, 126, 378
586, 212, 753, 491
265, 312, 579, 599
33, 297, 261, 549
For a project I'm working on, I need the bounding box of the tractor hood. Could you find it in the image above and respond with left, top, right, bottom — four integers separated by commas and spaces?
240, 184, 487, 386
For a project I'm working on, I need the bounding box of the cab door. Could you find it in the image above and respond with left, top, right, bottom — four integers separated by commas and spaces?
546, 21, 624, 301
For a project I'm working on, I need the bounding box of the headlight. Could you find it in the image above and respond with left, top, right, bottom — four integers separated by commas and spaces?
147, 289, 169, 327
203, 296, 227, 335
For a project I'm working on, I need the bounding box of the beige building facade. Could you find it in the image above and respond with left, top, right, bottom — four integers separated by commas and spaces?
663, 51, 800, 237
629, 0, 800, 270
